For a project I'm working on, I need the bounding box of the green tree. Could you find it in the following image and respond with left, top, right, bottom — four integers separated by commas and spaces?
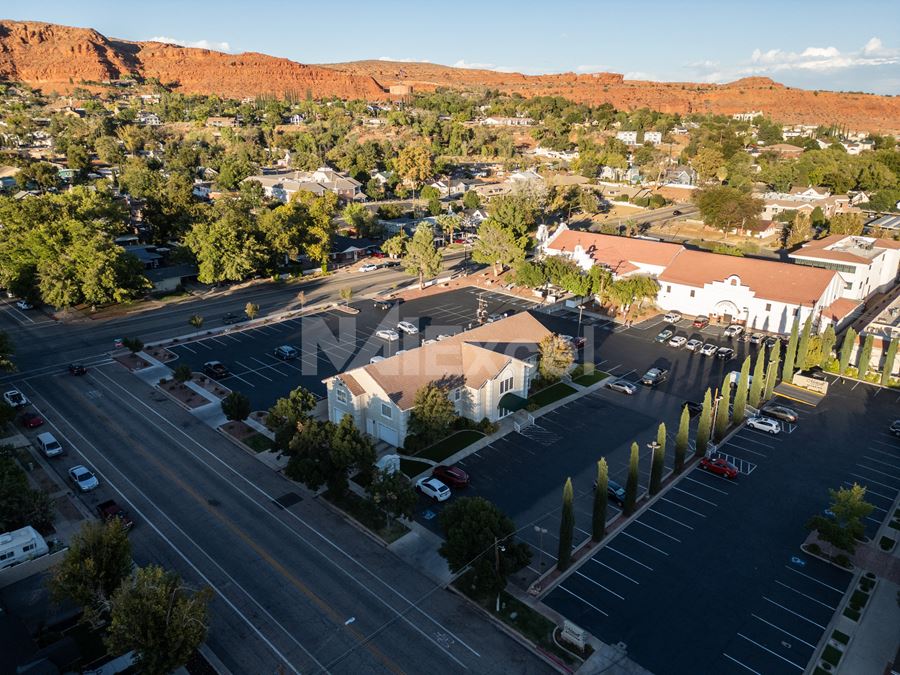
50, 520, 132, 625
782, 316, 800, 381
692, 147, 726, 182
0, 332, 15, 372
694, 186, 763, 233
514, 261, 548, 289
244, 302, 259, 320
438, 497, 531, 598
67, 144, 91, 176
173, 363, 192, 383
472, 218, 525, 277
0, 450, 53, 532
557, 477, 575, 571
382, 230, 408, 259
715, 376, 731, 442
592, 458, 608, 542
285, 415, 376, 495
463, 190, 481, 209
221, 391, 251, 422
407, 382, 457, 444
821, 324, 837, 368
881, 338, 898, 386
857, 333, 874, 376
296, 191, 338, 272
828, 212, 865, 236
435, 214, 462, 245
188, 314, 204, 329
764, 338, 781, 401
396, 144, 434, 189
838, 327, 857, 375
796, 316, 813, 372
106, 565, 211, 675
122, 337, 143, 354
184, 203, 264, 283
674, 406, 689, 474
649, 423, 666, 496
267, 386, 317, 451
486, 194, 535, 248
696, 389, 712, 457
538, 334, 574, 382
368, 469, 418, 521
749, 350, 765, 409
805, 484, 874, 553
339, 287, 353, 305
342, 202, 377, 237
403, 223, 442, 289
624, 442, 639, 516
732, 356, 751, 423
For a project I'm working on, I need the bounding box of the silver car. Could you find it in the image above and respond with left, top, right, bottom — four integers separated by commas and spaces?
69, 465, 99, 492
746, 416, 781, 434
699, 343, 718, 356
685, 339, 703, 351
607, 380, 637, 395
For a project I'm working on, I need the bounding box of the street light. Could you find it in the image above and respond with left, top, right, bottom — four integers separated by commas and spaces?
494, 537, 507, 613
533, 526, 548, 570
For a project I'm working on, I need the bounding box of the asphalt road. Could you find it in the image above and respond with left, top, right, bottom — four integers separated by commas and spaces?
21, 364, 554, 675
584, 204, 699, 234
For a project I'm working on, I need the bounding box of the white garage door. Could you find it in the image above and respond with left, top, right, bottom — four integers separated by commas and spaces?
377, 422, 400, 447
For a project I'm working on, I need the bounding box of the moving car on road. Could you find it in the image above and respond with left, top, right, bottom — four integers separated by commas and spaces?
68, 363, 87, 376
97, 500, 134, 529
655, 329, 674, 343
763, 405, 799, 423
203, 361, 230, 379
68, 465, 99, 492
20, 412, 44, 429
416, 477, 451, 502
640, 367, 668, 387
699, 457, 738, 479
693, 316, 709, 328
397, 321, 419, 335
699, 343, 718, 356
373, 298, 401, 311
663, 312, 682, 323
432, 465, 470, 488
3, 389, 28, 408
685, 339, 703, 352
273, 345, 299, 360
222, 312, 241, 324
607, 380, 637, 395
746, 416, 781, 434
376, 329, 400, 342
668, 335, 687, 348
37, 432, 63, 457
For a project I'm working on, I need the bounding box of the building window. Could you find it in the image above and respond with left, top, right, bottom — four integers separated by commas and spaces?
844, 281, 853, 290
454, 388, 461, 401
499, 377, 514, 394
336, 389, 347, 403
666, 285, 672, 293
689, 290, 695, 298
381, 403, 392, 418
793, 307, 800, 316
730, 278, 738, 286
765, 303, 772, 311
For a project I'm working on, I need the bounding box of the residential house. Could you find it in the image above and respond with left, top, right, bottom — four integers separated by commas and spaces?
244, 167, 363, 202
533, 147, 580, 161
763, 143, 805, 159
643, 131, 662, 146
733, 111, 763, 122
323, 312, 554, 446
137, 111, 160, 126
760, 186, 858, 221
372, 171, 393, 187
616, 131, 638, 146
481, 116, 534, 127
662, 165, 697, 186
789, 235, 900, 300
205, 116, 237, 129
429, 178, 466, 197
287, 114, 304, 125
841, 140, 875, 155
330, 235, 380, 263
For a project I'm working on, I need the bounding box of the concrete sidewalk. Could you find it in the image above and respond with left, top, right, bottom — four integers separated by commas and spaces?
836, 578, 899, 674
388, 521, 453, 586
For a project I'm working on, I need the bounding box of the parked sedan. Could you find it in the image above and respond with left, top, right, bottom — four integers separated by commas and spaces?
668, 335, 687, 348
15, 299, 33, 310
373, 298, 402, 311
607, 380, 637, 395
693, 316, 709, 329
640, 367, 668, 387
432, 465, 470, 488
203, 361, 230, 379
891, 420, 900, 438
20, 412, 44, 429
68, 363, 87, 376
68, 464, 100, 492
376, 329, 400, 342
3, 389, 28, 408
749, 333, 764, 345
699, 343, 718, 356
603, 479, 627, 506
723, 324, 744, 338
685, 339, 703, 352
416, 477, 451, 502
699, 457, 738, 479
663, 312, 682, 323
746, 416, 781, 434
397, 321, 419, 335
359, 263, 379, 272
273, 345, 299, 360
655, 329, 674, 343
763, 405, 799, 423
716, 347, 735, 360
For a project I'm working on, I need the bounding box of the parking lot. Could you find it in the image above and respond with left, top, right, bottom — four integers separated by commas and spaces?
165, 288, 538, 411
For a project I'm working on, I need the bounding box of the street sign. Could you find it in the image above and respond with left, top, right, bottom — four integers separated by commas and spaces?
561, 620, 586, 650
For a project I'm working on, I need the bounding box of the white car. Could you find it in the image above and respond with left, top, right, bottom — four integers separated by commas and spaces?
397, 321, 419, 335
663, 312, 682, 323
68, 465, 100, 492
15, 300, 33, 310
436, 334, 453, 341
416, 477, 451, 502
359, 263, 379, 272
699, 343, 718, 356
668, 336, 687, 348
685, 339, 703, 351
746, 416, 781, 434
723, 324, 744, 338
607, 380, 637, 395
369, 356, 385, 364
3, 389, 28, 408
375, 329, 400, 342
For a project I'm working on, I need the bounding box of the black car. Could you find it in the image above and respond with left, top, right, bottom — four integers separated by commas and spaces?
373, 298, 402, 310
764, 336, 779, 349
222, 312, 241, 324
672, 209, 682, 216
202, 361, 230, 379
640, 367, 669, 386
684, 400, 703, 416
716, 347, 735, 360
607, 480, 626, 506
68, 363, 87, 376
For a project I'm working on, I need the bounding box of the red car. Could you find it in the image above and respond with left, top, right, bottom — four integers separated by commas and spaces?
20, 412, 44, 429
431, 465, 470, 488
699, 457, 738, 479
370, 250, 387, 258
693, 316, 709, 329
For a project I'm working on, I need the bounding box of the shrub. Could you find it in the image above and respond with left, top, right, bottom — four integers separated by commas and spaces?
477, 417, 498, 434
805, 542, 821, 555
833, 553, 851, 568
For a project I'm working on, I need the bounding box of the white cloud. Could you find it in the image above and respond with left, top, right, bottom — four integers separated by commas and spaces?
451, 59, 519, 73
148, 36, 231, 52
377, 56, 430, 63
575, 64, 609, 73
623, 71, 656, 81
742, 38, 899, 74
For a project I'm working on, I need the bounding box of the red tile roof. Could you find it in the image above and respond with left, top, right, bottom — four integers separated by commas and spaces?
823, 298, 861, 322
547, 230, 682, 273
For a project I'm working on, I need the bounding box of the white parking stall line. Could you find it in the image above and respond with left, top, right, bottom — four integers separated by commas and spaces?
575, 571, 625, 600
774, 580, 836, 610
784, 566, 845, 594
872, 437, 898, 447
850, 473, 899, 491
867, 447, 900, 461
606, 545, 654, 571
556, 586, 609, 617
225, 372, 256, 388
576, 526, 592, 538
751, 614, 816, 649
634, 519, 681, 543
208, 337, 228, 346
178, 343, 197, 354
843, 481, 893, 500
195, 340, 214, 350
235, 361, 273, 381
723, 653, 762, 674
867, 516, 883, 525
591, 558, 640, 584
251, 357, 291, 376
856, 464, 900, 481
685, 476, 729, 495
221, 333, 243, 343
722, 441, 767, 458
673, 486, 718, 507
732, 433, 776, 449
736, 634, 803, 671
763, 597, 826, 629
660, 497, 707, 518
862, 455, 900, 471
620, 531, 670, 556
648, 508, 695, 530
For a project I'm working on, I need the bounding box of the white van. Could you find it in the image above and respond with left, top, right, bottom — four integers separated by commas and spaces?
0, 526, 49, 569
36, 432, 63, 457
727, 371, 753, 387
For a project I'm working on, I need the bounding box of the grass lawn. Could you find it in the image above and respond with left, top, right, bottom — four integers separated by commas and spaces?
528, 382, 577, 408
414, 430, 483, 463
324, 490, 409, 544
400, 458, 432, 478
574, 370, 610, 386
244, 433, 274, 453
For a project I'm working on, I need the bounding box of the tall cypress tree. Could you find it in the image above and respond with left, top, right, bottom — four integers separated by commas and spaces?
624, 442, 639, 516
749, 350, 765, 409
650, 423, 666, 496
796, 315, 812, 372
715, 375, 731, 442
782, 316, 800, 381
820, 324, 837, 368
882, 338, 898, 386
839, 327, 857, 375
858, 333, 874, 377
696, 389, 712, 457
733, 356, 751, 422
592, 459, 608, 542
764, 338, 781, 401
674, 405, 689, 474
557, 477, 574, 571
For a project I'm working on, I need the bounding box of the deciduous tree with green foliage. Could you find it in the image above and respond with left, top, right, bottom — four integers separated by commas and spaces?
805, 483, 874, 553
407, 382, 457, 444
438, 497, 531, 598
472, 218, 525, 276
396, 144, 434, 190
649, 423, 666, 496
882, 338, 898, 386
50, 520, 133, 625
675, 406, 689, 474
696, 389, 712, 457
368, 469, 418, 521
185, 200, 265, 283
173, 364, 192, 383
857, 333, 874, 376
285, 415, 376, 495
749, 350, 765, 409
557, 477, 575, 571
733, 356, 751, 423
694, 185, 763, 233
403, 223, 443, 289
122, 337, 143, 354
715, 376, 731, 442
828, 212, 865, 236
106, 565, 211, 675
244, 302, 259, 320
463, 190, 481, 209
625, 442, 639, 516
0, 449, 53, 532
839, 327, 857, 375
221, 391, 251, 422
267, 386, 317, 451
592, 458, 608, 542
538, 334, 574, 383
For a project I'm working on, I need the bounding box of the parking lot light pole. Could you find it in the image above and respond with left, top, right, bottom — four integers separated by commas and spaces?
534, 526, 548, 569
494, 537, 506, 613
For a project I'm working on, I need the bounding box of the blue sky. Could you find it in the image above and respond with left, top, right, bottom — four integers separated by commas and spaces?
5, 0, 900, 94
